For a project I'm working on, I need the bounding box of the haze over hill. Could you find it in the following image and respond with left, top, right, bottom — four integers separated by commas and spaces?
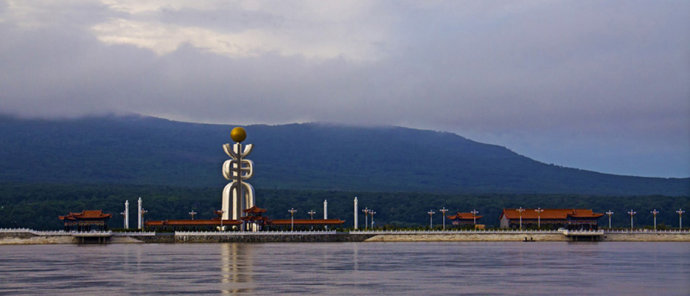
1, 114, 687, 196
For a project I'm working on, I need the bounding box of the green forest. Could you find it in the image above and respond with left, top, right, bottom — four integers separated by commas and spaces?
2, 115, 688, 196
1, 183, 687, 230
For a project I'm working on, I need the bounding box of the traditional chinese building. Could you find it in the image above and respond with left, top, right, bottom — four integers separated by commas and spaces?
241, 206, 269, 231
145, 219, 243, 231
59, 210, 112, 231
499, 209, 604, 230
447, 212, 483, 227
267, 218, 346, 230
145, 208, 345, 231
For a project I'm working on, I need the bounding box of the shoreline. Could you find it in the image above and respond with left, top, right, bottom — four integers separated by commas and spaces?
2, 229, 690, 244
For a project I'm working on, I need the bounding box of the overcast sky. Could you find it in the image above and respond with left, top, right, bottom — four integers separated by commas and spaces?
1, 1, 688, 177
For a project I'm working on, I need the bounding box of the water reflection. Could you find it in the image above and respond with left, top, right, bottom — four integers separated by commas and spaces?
220, 243, 254, 295
353, 242, 359, 272
0, 242, 688, 295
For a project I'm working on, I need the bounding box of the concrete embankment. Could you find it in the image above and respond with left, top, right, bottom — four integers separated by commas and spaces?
0, 230, 75, 244
363, 231, 690, 242
174, 232, 375, 243
603, 232, 690, 242
364, 233, 566, 242
2, 230, 690, 244
0, 236, 75, 245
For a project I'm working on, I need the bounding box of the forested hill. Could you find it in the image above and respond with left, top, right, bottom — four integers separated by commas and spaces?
1, 114, 687, 196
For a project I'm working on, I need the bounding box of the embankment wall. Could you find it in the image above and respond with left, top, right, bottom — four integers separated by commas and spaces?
365, 233, 566, 242
2, 230, 690, 244
603, 232, 690, 242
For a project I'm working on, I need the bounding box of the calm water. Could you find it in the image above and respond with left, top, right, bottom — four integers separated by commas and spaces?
0, 242, 688, 295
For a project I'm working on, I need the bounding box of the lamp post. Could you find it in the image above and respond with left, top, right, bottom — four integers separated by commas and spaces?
627, 209, 636, 230
189, 210, 197, 220
427, 210, 436, 229
354, 197, 358, 230
308, 210, 316, 220
362, 207, 369, 231
517, 207, 525, 230
650, 209, 659, 231
605, 210, 614, 229
676, 209, 685, 230
535, 208, 544, 230
439, 207, 449, 230
470, 209, 479, 226
288, 208, 297, 231
120, 200, 129, 229
369, 210, 376, 229
137, 197, 144, 230
140, 208, 148, 230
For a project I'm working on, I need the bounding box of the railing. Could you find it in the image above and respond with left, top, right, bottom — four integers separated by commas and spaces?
0, 228, 34, 233
3, 228, 688, 236
175, 230, 338, 236
348, 229, 562, 235
0, 228, 156, 236
562, 229, 604, 236
112, 231, 156, 236
604, 229, 690, 234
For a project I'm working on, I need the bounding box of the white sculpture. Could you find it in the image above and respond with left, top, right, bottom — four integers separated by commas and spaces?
354, 197, 358, 230
121, 200, 129, 229
221, 128, 255, 228
137, 197, 147, 230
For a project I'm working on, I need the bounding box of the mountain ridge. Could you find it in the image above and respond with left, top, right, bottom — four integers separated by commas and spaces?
0, 114, 687, 196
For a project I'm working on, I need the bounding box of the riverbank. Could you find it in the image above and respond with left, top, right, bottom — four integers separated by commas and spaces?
2, 229, 689, 244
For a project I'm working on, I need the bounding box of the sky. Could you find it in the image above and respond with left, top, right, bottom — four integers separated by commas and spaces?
0, 1, 688, 178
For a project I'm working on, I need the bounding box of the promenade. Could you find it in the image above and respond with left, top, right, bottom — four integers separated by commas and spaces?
2, 228, 690, 244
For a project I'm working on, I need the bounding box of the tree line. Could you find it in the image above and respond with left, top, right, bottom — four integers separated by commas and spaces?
0, 183, 688, 230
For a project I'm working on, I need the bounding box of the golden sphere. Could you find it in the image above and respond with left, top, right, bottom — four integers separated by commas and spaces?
230, 127, 247, 142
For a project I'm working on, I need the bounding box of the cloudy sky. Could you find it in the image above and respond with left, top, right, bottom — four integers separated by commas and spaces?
1, 1, 688, 177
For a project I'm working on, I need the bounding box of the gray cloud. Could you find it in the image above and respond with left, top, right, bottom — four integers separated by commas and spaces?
0, 1, 688, 177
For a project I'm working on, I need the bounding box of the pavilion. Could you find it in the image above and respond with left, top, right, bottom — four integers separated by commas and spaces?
59, 210, 112, 231
499, 208, 604, 230
447, 212, 483, 227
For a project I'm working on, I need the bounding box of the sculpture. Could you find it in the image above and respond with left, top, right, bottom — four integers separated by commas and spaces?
221, 127, 255, 229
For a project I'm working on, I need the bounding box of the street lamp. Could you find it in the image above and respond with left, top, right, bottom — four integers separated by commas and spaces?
627, 209, 636, 230
369, 210, 376, 229
362, 207, 370, 231
288, 208, 297, 231
535, 208, 544, 230
517, 207, 525, 230
189, 210, 197, 220
470, 209, 479, 226
427, 210, 436, 229
308, 210, 316, 220
439, 207, 449, 230
677, 209, 685, 230
140, 208, 148, 231
650, 209, 659, 231
605, 210, 614, 229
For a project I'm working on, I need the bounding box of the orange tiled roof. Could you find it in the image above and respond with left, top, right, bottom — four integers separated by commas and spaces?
269, 219, 345, 225
243, 206, 267, 214
447, 212, 483, 220
240, 216, 269, 221
59, 210, 112, 220
501, 209, 603, 219
145, 219, 243, 226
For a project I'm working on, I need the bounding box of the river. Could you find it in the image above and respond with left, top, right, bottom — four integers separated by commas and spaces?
1, 242, 688, 295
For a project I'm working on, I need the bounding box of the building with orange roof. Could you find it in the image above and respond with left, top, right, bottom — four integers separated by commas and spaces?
145, 206, 346, 231
267, 219, 346, 230
447, 212, 483, 227
499, 208, 604, 230
59, 210, 112, 231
